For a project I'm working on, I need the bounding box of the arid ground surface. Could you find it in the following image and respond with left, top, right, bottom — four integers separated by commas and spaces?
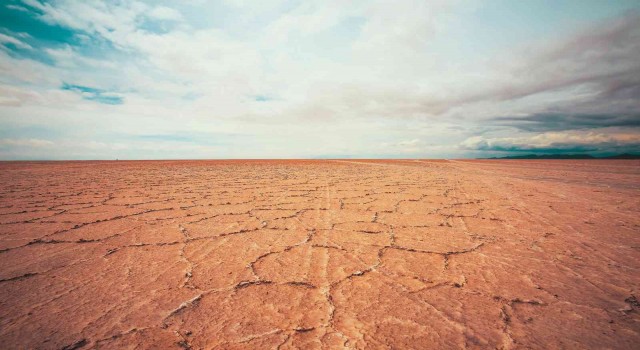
0, 159, 638, 349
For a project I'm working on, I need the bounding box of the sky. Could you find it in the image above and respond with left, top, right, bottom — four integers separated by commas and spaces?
0, 0, 639, 160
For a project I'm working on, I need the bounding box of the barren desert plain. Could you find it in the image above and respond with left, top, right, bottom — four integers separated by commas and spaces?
0, 159, 638, 349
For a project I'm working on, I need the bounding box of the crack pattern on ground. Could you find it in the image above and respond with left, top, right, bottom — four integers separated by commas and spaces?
0, 159, 638, 349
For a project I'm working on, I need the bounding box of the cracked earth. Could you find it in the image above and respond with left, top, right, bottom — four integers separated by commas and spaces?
0, 159, 639, 349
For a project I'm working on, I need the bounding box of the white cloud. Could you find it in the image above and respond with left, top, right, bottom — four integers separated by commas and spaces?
0, 84, 81, 107
0, 138, 54, 147
0, 0, 638, 159
44, 45, 117, 69
0, 33, 33, 50
148, 6, 183, 22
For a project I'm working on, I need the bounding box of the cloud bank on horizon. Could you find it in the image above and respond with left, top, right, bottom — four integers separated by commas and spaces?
0, 0, 639, 159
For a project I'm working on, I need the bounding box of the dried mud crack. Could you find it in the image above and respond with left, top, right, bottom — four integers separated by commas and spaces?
0, 159, 639, 349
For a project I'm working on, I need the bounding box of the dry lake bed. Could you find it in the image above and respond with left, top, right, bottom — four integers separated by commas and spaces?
0, 159, 638, 349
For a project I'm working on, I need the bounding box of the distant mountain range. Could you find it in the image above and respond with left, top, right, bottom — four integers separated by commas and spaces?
487, 153, 640, 159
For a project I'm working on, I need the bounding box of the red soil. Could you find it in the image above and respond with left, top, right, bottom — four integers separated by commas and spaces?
0, 159, 638, 349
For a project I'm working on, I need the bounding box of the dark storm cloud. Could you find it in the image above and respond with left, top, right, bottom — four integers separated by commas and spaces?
470, 141, 637, 154
500, 11, 640, 102
493, 113, 640, 132
473, 143, 598, 153
416, 12, 640, 117
461, 132, 640, 155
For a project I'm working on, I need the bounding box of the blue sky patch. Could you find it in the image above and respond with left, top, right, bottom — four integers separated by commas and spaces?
62, 83, 124, 105
253, 95, 273, 102
1, 2, 77, 45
